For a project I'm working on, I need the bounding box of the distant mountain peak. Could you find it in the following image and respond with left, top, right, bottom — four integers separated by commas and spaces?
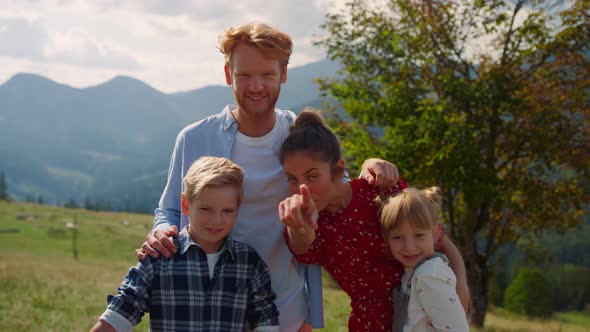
89, 75, 163, 95
1, 72, 75, 91
8, 72, 49, 82
107, 75, 151, 86
88, 75, 161, 93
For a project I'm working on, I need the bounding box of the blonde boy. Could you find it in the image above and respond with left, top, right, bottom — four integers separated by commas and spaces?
91, 157, 279, 332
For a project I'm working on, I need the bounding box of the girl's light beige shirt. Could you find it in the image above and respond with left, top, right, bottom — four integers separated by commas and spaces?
400, 257, 470, 332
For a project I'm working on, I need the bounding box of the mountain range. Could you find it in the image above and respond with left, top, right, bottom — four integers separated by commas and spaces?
0, 59, 339, 211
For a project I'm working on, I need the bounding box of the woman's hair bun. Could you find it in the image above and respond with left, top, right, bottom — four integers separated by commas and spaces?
292, 107, 325, 130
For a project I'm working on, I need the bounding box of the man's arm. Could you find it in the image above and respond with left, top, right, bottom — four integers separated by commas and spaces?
437, 236, 470, 314
136, 132, 187, 259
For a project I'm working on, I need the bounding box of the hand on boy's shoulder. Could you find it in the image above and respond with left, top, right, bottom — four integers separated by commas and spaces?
135, 225, 179, 260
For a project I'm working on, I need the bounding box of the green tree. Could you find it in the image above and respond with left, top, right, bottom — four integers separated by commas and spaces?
64, 198, 79, 209
316, 0, 589, 326
504, 268, 552, 316
24, 194, 35, 203
84, 196, 96, 211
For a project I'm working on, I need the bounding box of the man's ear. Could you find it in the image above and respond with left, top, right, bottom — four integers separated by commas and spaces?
280, 65, 287, 84
224, 63, 232, 85
181, 193, 190, 215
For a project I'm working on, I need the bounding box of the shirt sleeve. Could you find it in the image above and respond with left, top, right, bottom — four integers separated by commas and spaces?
382, 176, 409, 195
305, 264, 324, 328
99, 310, 133, 332
291, 229, 326, 265
372, 176, 409, 206
281, 228, 325, 327
247, 255, 280, 329
105, 259, 154, 327
153, 131, 184, 230
414, 262, 470, 332
282, 226, 326, 266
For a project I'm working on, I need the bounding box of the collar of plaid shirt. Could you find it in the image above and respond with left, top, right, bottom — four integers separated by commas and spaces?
176, 226, 237, 261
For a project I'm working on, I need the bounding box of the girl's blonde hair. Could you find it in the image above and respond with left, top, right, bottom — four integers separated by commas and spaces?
218, 22, 292, 68
379, 186, 443, 238
183, 156, 244, 206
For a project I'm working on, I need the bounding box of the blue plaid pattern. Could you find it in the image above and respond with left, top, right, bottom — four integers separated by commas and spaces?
106, 228, 279, 331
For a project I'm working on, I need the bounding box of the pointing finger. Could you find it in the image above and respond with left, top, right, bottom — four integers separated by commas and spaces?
300, 184, 312, 209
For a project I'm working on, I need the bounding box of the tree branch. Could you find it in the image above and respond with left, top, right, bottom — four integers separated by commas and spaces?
501, 0, 525, 66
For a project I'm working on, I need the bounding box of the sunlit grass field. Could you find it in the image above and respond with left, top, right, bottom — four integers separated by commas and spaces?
1, 201, 588, 331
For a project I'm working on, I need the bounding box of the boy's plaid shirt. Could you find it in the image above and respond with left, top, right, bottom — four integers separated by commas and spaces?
105, 228, 279, 331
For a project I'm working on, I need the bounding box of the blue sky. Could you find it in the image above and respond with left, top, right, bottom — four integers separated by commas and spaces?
0, 0, 346, 92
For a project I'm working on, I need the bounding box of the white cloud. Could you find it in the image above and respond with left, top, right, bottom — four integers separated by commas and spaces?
0, 12, 141, 70
0, 0, 349, 92
147, 17, 191, 37
45, 29, 141, 69
0, 16, 47, 59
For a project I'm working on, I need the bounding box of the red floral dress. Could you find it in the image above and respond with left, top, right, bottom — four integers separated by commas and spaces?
286, 178, 408, 332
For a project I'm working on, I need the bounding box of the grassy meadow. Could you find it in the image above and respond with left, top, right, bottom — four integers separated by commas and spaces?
1, 201, 588, 331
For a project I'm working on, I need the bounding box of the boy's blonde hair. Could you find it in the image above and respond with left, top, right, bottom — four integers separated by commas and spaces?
379, 187, 443, 238
218, 22, 292, 67
183, 157, 244, 205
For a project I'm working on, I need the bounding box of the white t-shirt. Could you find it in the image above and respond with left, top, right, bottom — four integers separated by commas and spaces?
206, 252, 221, 279
231, 113, 307, 332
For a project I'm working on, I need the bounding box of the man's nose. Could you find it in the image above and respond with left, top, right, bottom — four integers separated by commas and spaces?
249, 76, 264, 92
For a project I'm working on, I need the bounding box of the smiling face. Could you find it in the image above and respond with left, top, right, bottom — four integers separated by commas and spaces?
386, 219, 435, 269
282, 151, 344, 212
225, 43, 287, 136
182, 186, 240, 254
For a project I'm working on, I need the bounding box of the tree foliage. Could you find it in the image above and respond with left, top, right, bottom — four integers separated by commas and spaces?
316, 0, 589, 326
63, 198, 79, 209
546, 263, 590, 311
0, 171, 9, 201
504, 268, 552, 317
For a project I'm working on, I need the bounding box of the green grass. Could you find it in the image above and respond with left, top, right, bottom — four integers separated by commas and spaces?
0, 252, 150, 331
474, 308, 590, 332
321, 273, 352, 332
1, 201, 589, 331
556, 312, 590, 328
0, 201, 151, 331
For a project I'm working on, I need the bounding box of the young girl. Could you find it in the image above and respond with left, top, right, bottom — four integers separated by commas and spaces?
379, 187, 470, 332
278, 109, 468, 332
